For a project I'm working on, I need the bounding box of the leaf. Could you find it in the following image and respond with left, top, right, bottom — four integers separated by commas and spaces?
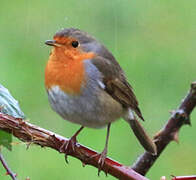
0, 84, 25, 119
0, 84, 25, 150
0, 131, 12, 150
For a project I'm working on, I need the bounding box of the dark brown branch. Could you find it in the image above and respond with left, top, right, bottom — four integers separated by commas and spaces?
132, 81, 196, 175
0, 113, 148, 180
0, 151, 18, 180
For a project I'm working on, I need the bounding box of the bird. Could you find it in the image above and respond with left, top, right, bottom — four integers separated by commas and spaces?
44, 28, 157, 171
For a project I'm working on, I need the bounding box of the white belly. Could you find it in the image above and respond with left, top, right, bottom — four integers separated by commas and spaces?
47, 85, 124, 128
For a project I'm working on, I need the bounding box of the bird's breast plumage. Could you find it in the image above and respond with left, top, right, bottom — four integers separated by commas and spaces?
46, 60, 124, 128
45, 48, 95, 95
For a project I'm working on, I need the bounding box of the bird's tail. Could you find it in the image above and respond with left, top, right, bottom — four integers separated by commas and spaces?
124, 109, 157, 155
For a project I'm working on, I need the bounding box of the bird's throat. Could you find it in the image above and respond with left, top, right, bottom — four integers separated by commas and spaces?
45, 49, 95, 95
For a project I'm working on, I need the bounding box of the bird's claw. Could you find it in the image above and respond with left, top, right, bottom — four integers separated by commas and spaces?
59, 136, 77, 163
97, 148, 107, 176
87, 148, 107, 176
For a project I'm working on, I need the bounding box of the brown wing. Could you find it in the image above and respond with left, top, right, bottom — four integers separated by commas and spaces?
91, 56, 144, 120
105, 78, 144, 120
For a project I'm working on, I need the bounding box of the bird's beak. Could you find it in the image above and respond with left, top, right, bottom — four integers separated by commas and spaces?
45, 40, 61, 47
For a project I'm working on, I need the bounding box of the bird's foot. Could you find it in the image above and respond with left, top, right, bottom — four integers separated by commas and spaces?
97, 148, 107, 175
60, 136, 77, 163
89, 148, 108, 176
59, 126, 84, 163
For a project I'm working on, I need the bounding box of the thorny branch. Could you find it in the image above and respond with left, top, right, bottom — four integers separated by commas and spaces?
0, 114, 148, 180
0, 81, 195, 180
132, 81, 196, 175
0, 151, 18, 180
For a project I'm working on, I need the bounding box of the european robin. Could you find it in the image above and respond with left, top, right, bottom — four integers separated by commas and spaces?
44, 28, 157, 170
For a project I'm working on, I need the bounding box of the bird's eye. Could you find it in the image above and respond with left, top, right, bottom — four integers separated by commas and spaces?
71, 41, 79, 48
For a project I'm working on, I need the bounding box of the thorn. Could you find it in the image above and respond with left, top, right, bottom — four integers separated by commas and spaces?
104, 170, 108, 177
184, 117, 191, 126
26, 142, 32, 150
97, 168, 101, 176
64, 154, 69, 164
172, 131, 179, 143
81, 161, 86, 167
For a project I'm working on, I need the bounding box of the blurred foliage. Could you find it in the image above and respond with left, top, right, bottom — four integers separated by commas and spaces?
0, 131, 12, 151
0, 0, 195, 179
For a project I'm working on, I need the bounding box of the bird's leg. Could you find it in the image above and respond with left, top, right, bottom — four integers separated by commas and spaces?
60, 126, 84, 163
97, 123, 111, 175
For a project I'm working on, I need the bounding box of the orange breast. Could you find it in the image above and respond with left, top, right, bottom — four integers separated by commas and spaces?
45, 48, 95, 95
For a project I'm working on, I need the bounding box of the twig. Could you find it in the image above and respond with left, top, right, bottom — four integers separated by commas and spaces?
0, 114, 148, 180
171, 175, 196, 180
132, 81, 196, 175
0, 150, 18, 180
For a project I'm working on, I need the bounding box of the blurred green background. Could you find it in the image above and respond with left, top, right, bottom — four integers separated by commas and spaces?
0, 0, 196, 179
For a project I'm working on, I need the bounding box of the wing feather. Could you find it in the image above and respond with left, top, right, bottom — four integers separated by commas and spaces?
91, 56, 144, 120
